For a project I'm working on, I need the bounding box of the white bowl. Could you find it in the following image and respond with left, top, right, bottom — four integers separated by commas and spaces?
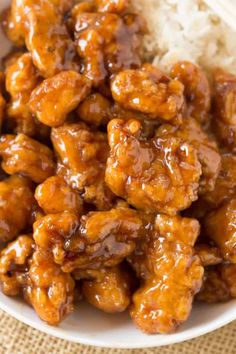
1, 0, 236, 348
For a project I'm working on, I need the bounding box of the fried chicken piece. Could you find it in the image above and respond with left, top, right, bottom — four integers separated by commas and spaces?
202, 153, 236, 207
111, 64, 185, 121
204, 198, 236, 263
82, 265, 133, 313
29, 71, 91, 127
195, 244, 222, 267
3, 0, 79, 77
212, 69, 236, 152
77, 92, 159, 133
73, 7, 146, 87
129, 214, 203, 334
1, 6, 25, 47
0, 235, 34, 296
0, 175, 35, 242
24, 250, 75, 325
35, 176, 83, 215
5, 53, 49, 138
51, 122, 114, 210
156, 118, 221, 194
33, 212, 80, 267
5, 52, 38, 99
197, 264, 236, 303
33, 208, 143, 272
170, 61, 211, 124
105, 119, 201, 214
77, 92, 112, 126
0, 134, 55, 183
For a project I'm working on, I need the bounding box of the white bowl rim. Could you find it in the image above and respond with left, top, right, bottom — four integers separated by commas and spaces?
0, 295, 236, 348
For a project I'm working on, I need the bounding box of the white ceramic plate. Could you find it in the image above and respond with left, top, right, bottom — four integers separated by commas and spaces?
0, 0, 236, 348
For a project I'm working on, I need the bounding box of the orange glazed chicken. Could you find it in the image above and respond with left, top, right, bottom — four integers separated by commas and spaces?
0, 0, 235, 335
129, 214, 203, 333
105, 118, 201, 214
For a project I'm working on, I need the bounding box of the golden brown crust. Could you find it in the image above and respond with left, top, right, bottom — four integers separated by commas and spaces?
33, 208, 143, 272
35, 176, 83, 215
29, 71, 91, 127
0, 134, 55, 183
170, 61, 211, 124
0, 175, 35, 242
129, 214, 203, 334
4, 0, 79, 77
156, 118, 221, 195
51, 122, 114, 210
25, 250, 75, 325
106, 118, 201, 214
82, 265, 133, 313
212, 69, 236, 153
111, 65, 184, 121
73, 8, 145, 87
0, 235, 34, 296
5, 53, 49, 138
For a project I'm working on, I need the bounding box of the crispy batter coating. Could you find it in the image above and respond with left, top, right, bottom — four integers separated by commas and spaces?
198, 264, 236, 303
5, 52, 38, 97
111, 64, 185, 121
129, 214, 203, 334
202, 153, 236, 207
195, 244, 222, 267
73, 7, 146, 87
5, 53, 49, 138
0, 175, 35, 242
156, 118, 221, 194
0, 235, 34, 296
212, 69, 236, 152
1, 6, 25, 47
77, 92, 158, 131
3, 0, 79, 77
170, 61, 211, 124
29, 71, 91, 127
106, 119, 201, 214
204, 198, 236, 263
35, 176, 83, 215
51, 122, 114, 210
82, 265, 132, 313
77, 92, 112, 126
1, 0, 74, 46
0, 134, 55, 183
33, 208, 143, 272
24, 250, 75, 325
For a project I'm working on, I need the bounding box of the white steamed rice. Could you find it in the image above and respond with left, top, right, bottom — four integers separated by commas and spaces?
133, 0, 236, 73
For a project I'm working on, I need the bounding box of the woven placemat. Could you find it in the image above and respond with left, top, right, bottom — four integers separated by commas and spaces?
0, 309, 235, 354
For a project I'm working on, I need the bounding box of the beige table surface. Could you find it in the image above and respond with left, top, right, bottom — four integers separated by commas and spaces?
0, 309, 235, 354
